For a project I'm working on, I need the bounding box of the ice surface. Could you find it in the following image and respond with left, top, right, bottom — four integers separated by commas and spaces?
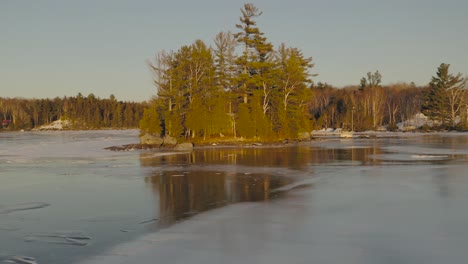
2, 131, 468, 264
25, 231, 91, 246
0, 130, 138, 160
78, 162, 468, 264
75, 133, 468, 264
369, 153, 451, 162
383, 145, 468, 156
5, 255, 38, 264
0, 130, 152, 263
0, 203, 50, 214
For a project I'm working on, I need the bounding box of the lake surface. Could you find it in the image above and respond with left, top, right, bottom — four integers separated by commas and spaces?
1, 131, 468, 264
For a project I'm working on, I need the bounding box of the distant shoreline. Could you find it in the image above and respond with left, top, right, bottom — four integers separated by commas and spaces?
102, 130, 468, 152
3, 128, 466, 137
0, 127, 139, 132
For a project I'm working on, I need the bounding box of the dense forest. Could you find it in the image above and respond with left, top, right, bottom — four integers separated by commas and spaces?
140, 3, 467, 141
309, 79, 425, 132
0, 94, 145, 130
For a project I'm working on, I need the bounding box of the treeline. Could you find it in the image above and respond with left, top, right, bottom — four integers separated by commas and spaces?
0, 93, 146, 130
140, 3, 467, 140
311, 68, 466, 132
310, 79, 426, 131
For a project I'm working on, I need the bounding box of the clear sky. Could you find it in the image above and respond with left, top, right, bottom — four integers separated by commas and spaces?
1, 0, 467, 102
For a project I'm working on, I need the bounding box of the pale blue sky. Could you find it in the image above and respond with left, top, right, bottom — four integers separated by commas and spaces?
1, 0, 467, 102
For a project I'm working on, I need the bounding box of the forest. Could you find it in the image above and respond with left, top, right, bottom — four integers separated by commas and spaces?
0, 94, 145, 130
140, 3, 468, 141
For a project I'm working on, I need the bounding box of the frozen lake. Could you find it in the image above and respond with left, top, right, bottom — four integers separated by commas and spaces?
1, 131, 468, 264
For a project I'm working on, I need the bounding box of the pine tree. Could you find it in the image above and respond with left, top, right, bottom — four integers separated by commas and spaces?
274, 44, 315, 136
422, 63, 466, 127
234, 3, 274, 105
233, 3, 275, 139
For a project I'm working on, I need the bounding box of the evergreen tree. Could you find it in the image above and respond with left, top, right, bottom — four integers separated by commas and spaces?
234, 3, 274, 105
140, 102, 162, 135
236, 103, 255, 138
422, 63, 466, 127
233, 3, 275, 139
274, 44, 315, 136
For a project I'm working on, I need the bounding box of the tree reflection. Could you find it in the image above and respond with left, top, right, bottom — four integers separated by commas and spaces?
145, 171, 291, 227
140, 145, 384, 227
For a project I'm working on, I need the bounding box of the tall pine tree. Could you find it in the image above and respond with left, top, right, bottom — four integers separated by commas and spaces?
422, 63, 466, 127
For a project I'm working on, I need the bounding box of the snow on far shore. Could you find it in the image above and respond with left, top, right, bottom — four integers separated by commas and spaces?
312, 112, 466, 137
33, 119, 71, 131
397, 112, 433, 131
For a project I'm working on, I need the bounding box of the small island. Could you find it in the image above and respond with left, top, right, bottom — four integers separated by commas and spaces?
138, 4, 467, 145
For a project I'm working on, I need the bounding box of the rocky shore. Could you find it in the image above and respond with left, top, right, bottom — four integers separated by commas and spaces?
104, 142, 195, 151
104, 130, 468, 152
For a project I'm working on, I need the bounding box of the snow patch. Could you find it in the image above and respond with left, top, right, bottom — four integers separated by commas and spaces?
33, 120, 71, 130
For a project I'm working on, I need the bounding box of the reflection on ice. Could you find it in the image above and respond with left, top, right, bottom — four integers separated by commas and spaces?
144, 170, 292, 227
383, 145, 468, 156
370, 153, 451, 162
411, 154, 449, 159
